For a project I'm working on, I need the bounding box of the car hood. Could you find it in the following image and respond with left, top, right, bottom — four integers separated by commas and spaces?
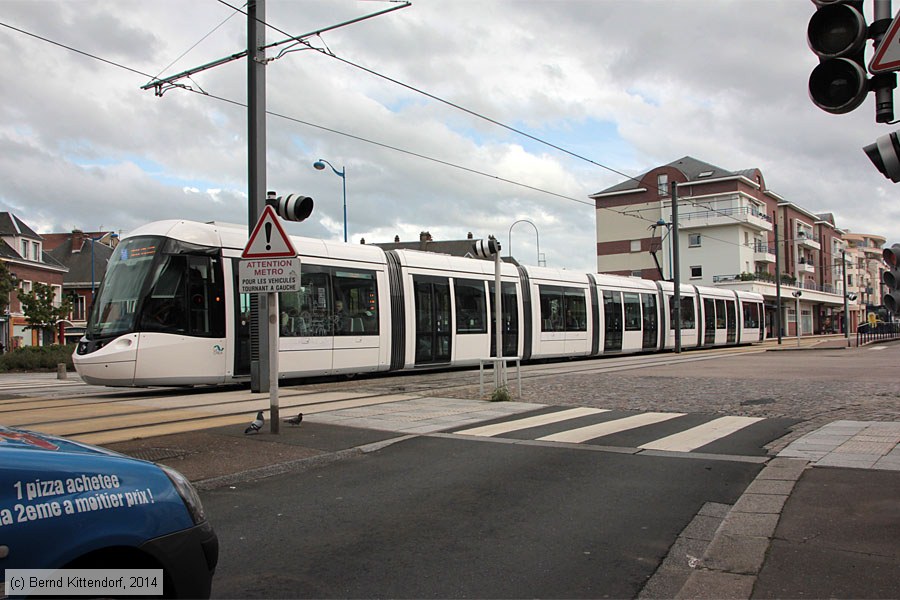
0, 425, 123, 456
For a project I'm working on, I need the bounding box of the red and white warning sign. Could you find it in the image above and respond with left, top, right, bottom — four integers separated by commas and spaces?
870, 12, 900, 74
242, 204, 298, 259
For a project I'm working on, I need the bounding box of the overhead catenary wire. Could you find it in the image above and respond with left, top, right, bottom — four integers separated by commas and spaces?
0, 18, 651, 226
0, 17, 780, 255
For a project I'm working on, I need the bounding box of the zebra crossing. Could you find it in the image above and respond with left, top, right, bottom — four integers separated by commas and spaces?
451, 406, 792, 458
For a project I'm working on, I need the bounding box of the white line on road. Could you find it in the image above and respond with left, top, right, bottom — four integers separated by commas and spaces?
537, 412, 686, 444
455, 407, 607, 437
638, 416, 763, 452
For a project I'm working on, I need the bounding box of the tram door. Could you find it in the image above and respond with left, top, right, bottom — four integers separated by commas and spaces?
414, 276, 451, 365
489, 281, 519, 357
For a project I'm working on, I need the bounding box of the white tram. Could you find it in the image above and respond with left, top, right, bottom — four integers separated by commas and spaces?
73, 219, 765, 386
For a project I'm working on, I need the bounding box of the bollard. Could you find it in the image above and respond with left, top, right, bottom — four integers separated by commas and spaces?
57, 363, 67, 380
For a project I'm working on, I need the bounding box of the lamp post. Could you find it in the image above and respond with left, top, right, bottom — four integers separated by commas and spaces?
313, 159, 347, 242
508, 219, 540, 266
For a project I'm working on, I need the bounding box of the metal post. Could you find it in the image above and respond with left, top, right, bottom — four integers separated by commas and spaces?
843, 249, 850, 346
796, 292, 802, 347
268, 291, 279, 433
494, 250, 503, 389
774, 210, 782, 344
671, 181, 681, 353
342, 166, 348, 243
248, 0, 269, 393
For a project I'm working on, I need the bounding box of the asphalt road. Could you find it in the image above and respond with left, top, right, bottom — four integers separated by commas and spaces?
204, 431, 781, 599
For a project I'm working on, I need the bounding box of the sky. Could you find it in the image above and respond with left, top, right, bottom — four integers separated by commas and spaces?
1, 0, 898, 274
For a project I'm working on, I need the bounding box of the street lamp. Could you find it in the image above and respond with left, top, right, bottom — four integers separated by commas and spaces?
313, 159, 347, 243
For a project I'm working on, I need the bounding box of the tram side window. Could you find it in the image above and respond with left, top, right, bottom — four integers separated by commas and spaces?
280, 268, 331, 337
623, 293, 642, 331
279, 267, 379, 337
668, 295, 696, 329
564, 289, 587, 331
332, 269, 379, 336
742, 302, 760, 328
540, 286, 585, 332
540, 286, 564, 331
715, 299, 726, 329
455, 279, 487, 334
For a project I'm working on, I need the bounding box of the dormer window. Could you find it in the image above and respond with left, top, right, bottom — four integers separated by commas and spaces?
657, 174, 668, 196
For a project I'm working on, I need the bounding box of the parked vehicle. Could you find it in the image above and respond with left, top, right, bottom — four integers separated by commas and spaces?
0, 426, 218, 598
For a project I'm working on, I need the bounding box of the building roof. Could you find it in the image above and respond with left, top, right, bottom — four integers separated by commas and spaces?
591, 156, 755, 197
46, 237, 114, 285
0, 212, 42, 240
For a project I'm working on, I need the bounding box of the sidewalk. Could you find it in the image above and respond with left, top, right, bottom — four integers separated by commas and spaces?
668, 421, 900, 599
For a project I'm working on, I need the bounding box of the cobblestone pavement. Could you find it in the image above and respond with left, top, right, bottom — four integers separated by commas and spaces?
408, 345, 900, 453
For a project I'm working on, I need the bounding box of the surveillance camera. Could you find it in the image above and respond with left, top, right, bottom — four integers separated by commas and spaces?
792, 290, 802, 298
847, 293, 858, 301
863, 130, 900, 183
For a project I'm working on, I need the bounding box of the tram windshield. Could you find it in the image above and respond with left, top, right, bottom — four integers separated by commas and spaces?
86, 237, 161, 338
86, 236, 226, 340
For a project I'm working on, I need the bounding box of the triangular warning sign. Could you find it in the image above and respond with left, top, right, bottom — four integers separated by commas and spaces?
870, 12, 900, 74
242, 205, 298, 258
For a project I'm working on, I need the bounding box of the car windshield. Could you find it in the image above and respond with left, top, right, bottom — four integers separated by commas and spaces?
86, 237, 161, 338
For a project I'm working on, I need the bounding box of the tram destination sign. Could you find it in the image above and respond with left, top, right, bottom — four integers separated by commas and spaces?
239, 258, 301, 293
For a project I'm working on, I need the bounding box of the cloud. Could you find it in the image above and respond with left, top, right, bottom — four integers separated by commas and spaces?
0, 0, 895, 276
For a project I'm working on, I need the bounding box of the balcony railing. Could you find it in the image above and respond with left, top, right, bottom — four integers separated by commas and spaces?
713, 272, 840, 295
681, 206, 772, 223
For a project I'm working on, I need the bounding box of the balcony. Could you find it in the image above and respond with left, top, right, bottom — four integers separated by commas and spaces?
753, 243, 776, 264
679, 206, 773, 232
797, 257, 815, 273
796, 230, 821, 250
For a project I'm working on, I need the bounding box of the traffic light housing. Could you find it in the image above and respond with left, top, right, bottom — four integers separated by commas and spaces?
863, 130, 900, 182
808, 1, 869, 115
266, 193, 314, 222
883, 244, 900, 312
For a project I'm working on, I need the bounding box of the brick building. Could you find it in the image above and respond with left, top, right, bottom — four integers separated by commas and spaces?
0, 212, 68, 348
590, 157, 854, 336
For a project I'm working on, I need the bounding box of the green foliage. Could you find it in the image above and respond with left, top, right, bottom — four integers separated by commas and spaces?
490, 385, 511, 402
0, 344, 76, 372
19, 282, 72, 336
0, 262, 15, 315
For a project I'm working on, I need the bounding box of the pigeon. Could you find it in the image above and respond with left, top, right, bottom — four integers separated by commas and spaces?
284, 412, 303, 426
244, 411, 264, 434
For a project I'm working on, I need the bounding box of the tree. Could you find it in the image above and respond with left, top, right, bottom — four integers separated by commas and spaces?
0, 262, 15, 316
18, 282, 72, 343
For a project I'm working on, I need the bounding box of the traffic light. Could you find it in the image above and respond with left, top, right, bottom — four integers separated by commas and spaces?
472, 237, 501, 258
266, 192, 314, 222
808, 1, 869, 115
863, 130, 900, 182
882, 244, 900, 311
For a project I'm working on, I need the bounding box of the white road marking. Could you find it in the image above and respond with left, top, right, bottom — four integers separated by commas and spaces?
537, 412, 685, 444
455, 407, 608, 437
638, 416, 763, 452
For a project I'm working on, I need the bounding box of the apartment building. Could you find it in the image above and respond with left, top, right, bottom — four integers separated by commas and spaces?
843, 232, 888, 325
590, 157, 854, 336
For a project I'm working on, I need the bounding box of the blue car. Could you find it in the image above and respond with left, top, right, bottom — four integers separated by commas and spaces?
0, 426, 218, 598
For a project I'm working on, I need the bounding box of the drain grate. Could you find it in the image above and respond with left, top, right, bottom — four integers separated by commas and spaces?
125, 447, 192, 462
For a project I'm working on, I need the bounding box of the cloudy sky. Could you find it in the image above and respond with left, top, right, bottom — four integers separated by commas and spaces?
1, 0, 898, 273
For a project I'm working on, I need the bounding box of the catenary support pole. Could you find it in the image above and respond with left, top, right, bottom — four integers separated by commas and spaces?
774, 210, 782, 344
248, 0, 269, 393
494, 249, 503, 389
843, 249, 850, 347
671, 181, 681, 353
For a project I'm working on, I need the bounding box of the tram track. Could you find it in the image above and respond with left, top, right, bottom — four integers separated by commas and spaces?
1, 345, 768, 445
